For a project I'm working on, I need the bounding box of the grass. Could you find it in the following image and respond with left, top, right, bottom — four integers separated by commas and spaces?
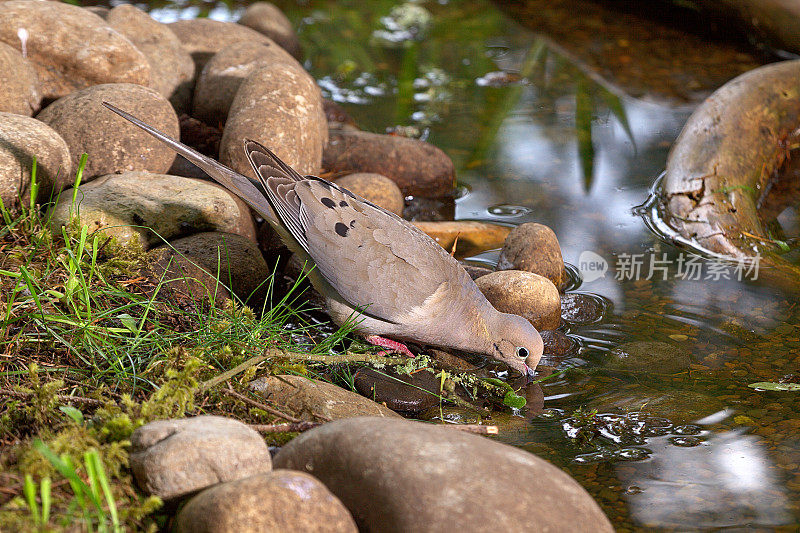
0, 158, 367, 530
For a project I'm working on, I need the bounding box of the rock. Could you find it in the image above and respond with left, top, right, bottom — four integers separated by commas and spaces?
353, 367, 440, 414
333, 173, 405, 216
193, 41, 300, 126
418, 404, 482, 425
597, 389, 724, 422
323, 129, 454, 197
0, 112, 71, 207
176, 471, 357, 533
0, 42, 40, 115
130, 415, 272, 501
168, 19, 272, 74
461, 264, 494, 280
323, 99, 357, 129
37, 83, 179, 181
249, 375, 403, 421
149, 232, 270, 307
541, 329, 578, 358
497, 222, 566, 289
48, 172, 256, 249
83, 6, 109, 18
429, 348, 479, 372
221, 63, 327, 178
412, 221, 510, 257
606, 341, 694, 374
273, 417, 614, 532
474, 270, 561, 331
176, 114, 222, 159
560, 292, 607, 325
105, 5, 195, 110
238, 2, 302, 60
0, 1, 150, 100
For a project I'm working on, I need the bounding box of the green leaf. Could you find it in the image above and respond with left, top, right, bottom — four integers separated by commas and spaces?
116, 313, 138, 334
59, 405, 84, 425
503, 390, 526, 409
748, 382, 800, 391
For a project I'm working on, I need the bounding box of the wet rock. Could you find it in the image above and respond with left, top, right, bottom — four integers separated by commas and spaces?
418, 404, 482, 424
221, 63, 327, 177
475, 270, 561, 331
249, 375, 403, 421
0, 112, 71, 207
561, 292, 607, 325
105, 5, 195, 110
323, 99, 358, 129
412, 221, 511, 257
176, 471, 357, 533
353, 367, 440, 414
150, 232, 269, 306
597, 389, 724, 423
130, 415, 271, 501
323, 129, 455, 197
333, 173, 405, 215
168, 19, 272, 74
0, 1, 150, 100
37, 83, 179, 181
193, 41, 300, 126
48, 172, 256, 249
462, 264, 494, 280
541, 329, 578, 358
429, 348, 480, 372
497, 222, 566, 289
0, 42, 40, 115
273, 417, 614, 532
238, 2, 302, 60
606, 341, 693, 374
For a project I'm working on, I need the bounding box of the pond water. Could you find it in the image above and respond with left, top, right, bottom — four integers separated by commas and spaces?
132, 0, 800, 529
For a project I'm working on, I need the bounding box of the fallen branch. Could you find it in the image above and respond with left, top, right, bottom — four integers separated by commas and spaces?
220, 384, 312, 424
199, 348, 410, 391
249, 421, 321, 433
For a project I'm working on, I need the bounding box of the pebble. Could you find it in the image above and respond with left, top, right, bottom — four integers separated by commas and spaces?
474, 270, 562, 330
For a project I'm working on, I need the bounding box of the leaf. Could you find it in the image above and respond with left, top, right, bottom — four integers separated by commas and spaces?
117, 313, 138, 333
503, 390, 526, 409
59, 405, 84, 425
748, 382, 800, 391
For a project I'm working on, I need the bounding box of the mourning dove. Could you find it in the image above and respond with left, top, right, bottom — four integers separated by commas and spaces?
102, 103, 543, 377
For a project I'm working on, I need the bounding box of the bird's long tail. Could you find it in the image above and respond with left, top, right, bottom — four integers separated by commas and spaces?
101, 102, 275, 221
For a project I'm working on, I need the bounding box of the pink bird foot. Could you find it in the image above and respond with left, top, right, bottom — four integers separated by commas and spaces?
365, 335, 415, 357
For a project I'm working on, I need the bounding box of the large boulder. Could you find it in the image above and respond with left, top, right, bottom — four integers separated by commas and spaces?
193, 40, 299, 126
0, 1, 150, 99
168, 19, 272, 74
0, 42, 40, 116
323, 129, 455, 197
274, 417, 614, 532
221, 63, 327, 178
176, 471, 357, 533
48, 172, 256, 249
0, 112, 71, 207
130, 416, 272, 501
37, 83, 179, 181
105, 5, 195, 109
238, 2, 302, 59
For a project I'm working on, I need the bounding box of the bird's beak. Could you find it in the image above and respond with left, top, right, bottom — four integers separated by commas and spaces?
526, 365, 536, 380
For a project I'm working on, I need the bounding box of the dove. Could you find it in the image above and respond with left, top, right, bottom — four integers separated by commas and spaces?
102, 102, 543, 377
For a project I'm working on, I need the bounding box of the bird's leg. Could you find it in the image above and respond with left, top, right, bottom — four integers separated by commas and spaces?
364, 335, 414, 357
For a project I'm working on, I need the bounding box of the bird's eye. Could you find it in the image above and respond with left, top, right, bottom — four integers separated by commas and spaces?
515, 347, 529, 359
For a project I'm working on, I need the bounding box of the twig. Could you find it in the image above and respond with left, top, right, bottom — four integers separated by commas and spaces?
0, 387, 104, 407
199, 348, 410, 392
447, 424, 498, 435
220, 385, 303, 424
249, 421, 321, 433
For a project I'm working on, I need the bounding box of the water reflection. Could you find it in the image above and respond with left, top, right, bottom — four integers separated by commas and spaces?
618, 428, 792, 528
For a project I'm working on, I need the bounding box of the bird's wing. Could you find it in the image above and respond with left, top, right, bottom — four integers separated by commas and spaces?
245, 139, 460, 323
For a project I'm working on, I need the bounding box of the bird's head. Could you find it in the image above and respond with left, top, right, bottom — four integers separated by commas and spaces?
489, 312, 544, 378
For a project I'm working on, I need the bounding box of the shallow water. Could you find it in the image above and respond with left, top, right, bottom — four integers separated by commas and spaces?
138, 0, 800, 528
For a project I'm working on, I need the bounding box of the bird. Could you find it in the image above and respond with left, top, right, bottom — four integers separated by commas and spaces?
102, 102, 543, 377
